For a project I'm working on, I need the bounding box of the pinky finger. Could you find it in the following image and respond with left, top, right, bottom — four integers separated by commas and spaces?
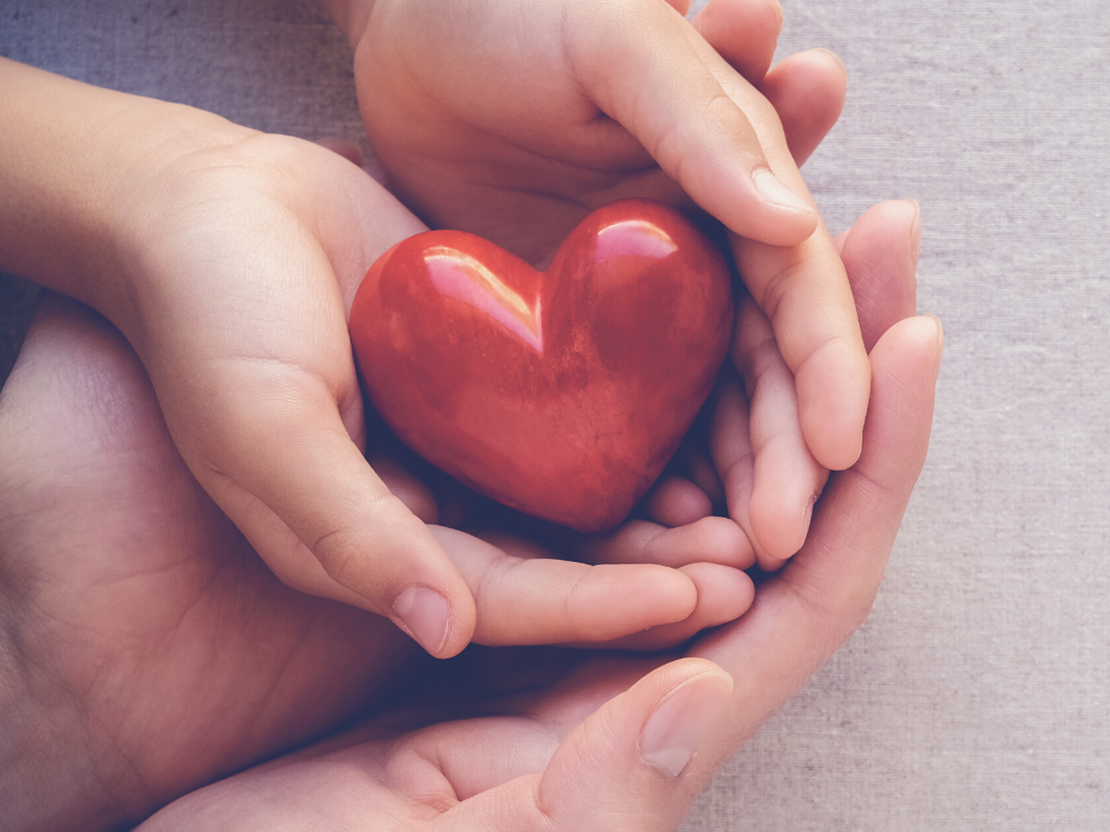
730, 296, 829, 567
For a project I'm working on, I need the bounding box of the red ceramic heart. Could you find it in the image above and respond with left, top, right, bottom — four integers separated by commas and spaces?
349, 199, 733, 531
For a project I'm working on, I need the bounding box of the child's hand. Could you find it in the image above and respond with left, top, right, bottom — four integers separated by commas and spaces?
0, 59, 732, 658
332, 0, 870, 478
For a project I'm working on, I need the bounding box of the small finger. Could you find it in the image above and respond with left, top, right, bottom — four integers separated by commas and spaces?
731, 296, 829, 566
761, 48, 847, 167
576, 516, 754, 570
438, 527, 698, 645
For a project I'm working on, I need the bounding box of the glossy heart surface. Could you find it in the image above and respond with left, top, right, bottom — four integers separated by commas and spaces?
349, 199, 733, 531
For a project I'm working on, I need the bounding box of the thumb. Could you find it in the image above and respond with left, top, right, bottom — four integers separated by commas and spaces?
188, 369, 477, 658
510, 659, 732, 831
566, 0, 816, 246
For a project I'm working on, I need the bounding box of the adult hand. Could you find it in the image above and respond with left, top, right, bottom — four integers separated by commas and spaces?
137, 197, 940, 832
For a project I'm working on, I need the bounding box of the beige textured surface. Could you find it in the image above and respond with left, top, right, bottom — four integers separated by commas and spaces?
2, 0, 1108, 828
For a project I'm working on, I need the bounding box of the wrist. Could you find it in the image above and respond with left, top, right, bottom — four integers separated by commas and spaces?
0, 58, 255, 323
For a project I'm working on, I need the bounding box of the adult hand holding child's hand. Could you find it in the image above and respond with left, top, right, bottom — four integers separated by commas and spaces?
144, 198, 939, 832
0, 196, 936, 832
0, 58, 732, 660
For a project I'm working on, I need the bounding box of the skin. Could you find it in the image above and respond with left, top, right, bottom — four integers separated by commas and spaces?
0, 198, 936, 832
0, 0, 842, 659
0, 57, 758, 660
0, 9, 937, 828
323, 0, 869, 515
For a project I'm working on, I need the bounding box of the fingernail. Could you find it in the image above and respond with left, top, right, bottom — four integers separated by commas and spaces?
923, 312, 945, 349
393, 586, 449, 655
813, 47, 846, 71
905, 198, 922, 266
754, 169, 813, 214
640, 671, 733, 778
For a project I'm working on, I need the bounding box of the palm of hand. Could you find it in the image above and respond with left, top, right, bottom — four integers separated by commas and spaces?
140, 647, 666, 831
0, 295, 701, 832
1, 197, 934, 832
0, 297, 421, 828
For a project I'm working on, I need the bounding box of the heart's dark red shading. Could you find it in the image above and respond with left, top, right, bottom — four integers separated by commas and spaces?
350, 199, 733, 531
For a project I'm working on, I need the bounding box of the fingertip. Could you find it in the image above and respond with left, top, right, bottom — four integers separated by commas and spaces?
678, 562, 755, 624
749, 486, 817, 564
797, 347, 871, 471
392, 584, 454, 656
645, 564, 701, 622
883, 313, 944, 379
803, 411, 864, 473
837, 199, 922, 351
719, 169, 818, 246
761, 47, 847, 167
562, 564, 699, 644
642, 516, 756, 570
643, 475, 714, 527
907, 198, 923, 269
753, 168, 814, 216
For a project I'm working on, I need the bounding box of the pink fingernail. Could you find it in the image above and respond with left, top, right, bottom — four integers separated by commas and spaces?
754, 169, 813, 214
640, 671, 733, 778
393, 586, 449, 655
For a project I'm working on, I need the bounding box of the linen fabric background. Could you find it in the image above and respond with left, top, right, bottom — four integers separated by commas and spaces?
1, 0, 1107, 828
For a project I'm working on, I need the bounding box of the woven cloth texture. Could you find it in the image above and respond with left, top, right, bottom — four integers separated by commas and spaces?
2, 1, 1108, 828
